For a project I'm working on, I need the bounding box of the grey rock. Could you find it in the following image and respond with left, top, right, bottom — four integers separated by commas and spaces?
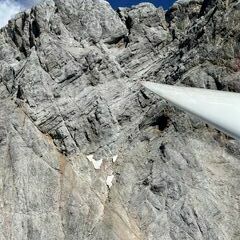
0, 0, 240, 239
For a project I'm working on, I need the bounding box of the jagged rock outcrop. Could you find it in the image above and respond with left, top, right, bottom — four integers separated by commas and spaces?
0, 0, 240, 239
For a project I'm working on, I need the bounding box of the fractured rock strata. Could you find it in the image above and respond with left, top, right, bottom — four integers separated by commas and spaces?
0, 0, 240, 239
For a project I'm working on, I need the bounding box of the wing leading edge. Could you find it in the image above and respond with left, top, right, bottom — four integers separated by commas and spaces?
142, 81, 240, 140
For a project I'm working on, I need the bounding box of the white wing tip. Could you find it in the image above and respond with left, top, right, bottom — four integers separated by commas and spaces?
141, 81, 155, 89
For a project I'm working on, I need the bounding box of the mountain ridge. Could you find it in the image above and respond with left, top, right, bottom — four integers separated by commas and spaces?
0, 0, 240, 239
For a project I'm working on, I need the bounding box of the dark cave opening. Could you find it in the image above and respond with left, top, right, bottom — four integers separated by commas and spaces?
150, 114, 170, 131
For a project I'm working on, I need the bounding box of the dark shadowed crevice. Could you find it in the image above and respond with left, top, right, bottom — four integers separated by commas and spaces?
105, 35, 124, 45
32, 20, 41, 38
16, 85, 24, 100
150, 114, 171, 131
125, 16, 133, 34
20, 44, 28, 57
116, 9, 133, 34
179, 38, 191, 49
215, 79, 225, 90
22, 13, 28, 31
165, 9, 174, 25
29, 19, 41, 49
150, 184, 165, 196
11, 31, 19, 47
159, 143, 166, 157
199, 0, 217, 17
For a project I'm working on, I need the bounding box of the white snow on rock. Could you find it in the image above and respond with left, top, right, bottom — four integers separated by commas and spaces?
106, 175, 114, 188
87, 155, 103, 170
112, 155, 118, 163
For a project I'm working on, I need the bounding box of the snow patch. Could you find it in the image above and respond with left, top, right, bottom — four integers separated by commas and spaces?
87, 155, 103, 170
106, 175, 114, 188
112, 155, 118, 163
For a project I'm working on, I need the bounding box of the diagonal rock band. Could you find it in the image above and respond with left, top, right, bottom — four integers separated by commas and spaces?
142, 81, 240, 140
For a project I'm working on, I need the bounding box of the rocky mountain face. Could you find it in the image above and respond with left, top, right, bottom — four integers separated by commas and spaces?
0, 0, 240, 239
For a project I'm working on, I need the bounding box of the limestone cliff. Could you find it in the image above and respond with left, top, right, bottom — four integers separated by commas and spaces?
0, 0, 240, 239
